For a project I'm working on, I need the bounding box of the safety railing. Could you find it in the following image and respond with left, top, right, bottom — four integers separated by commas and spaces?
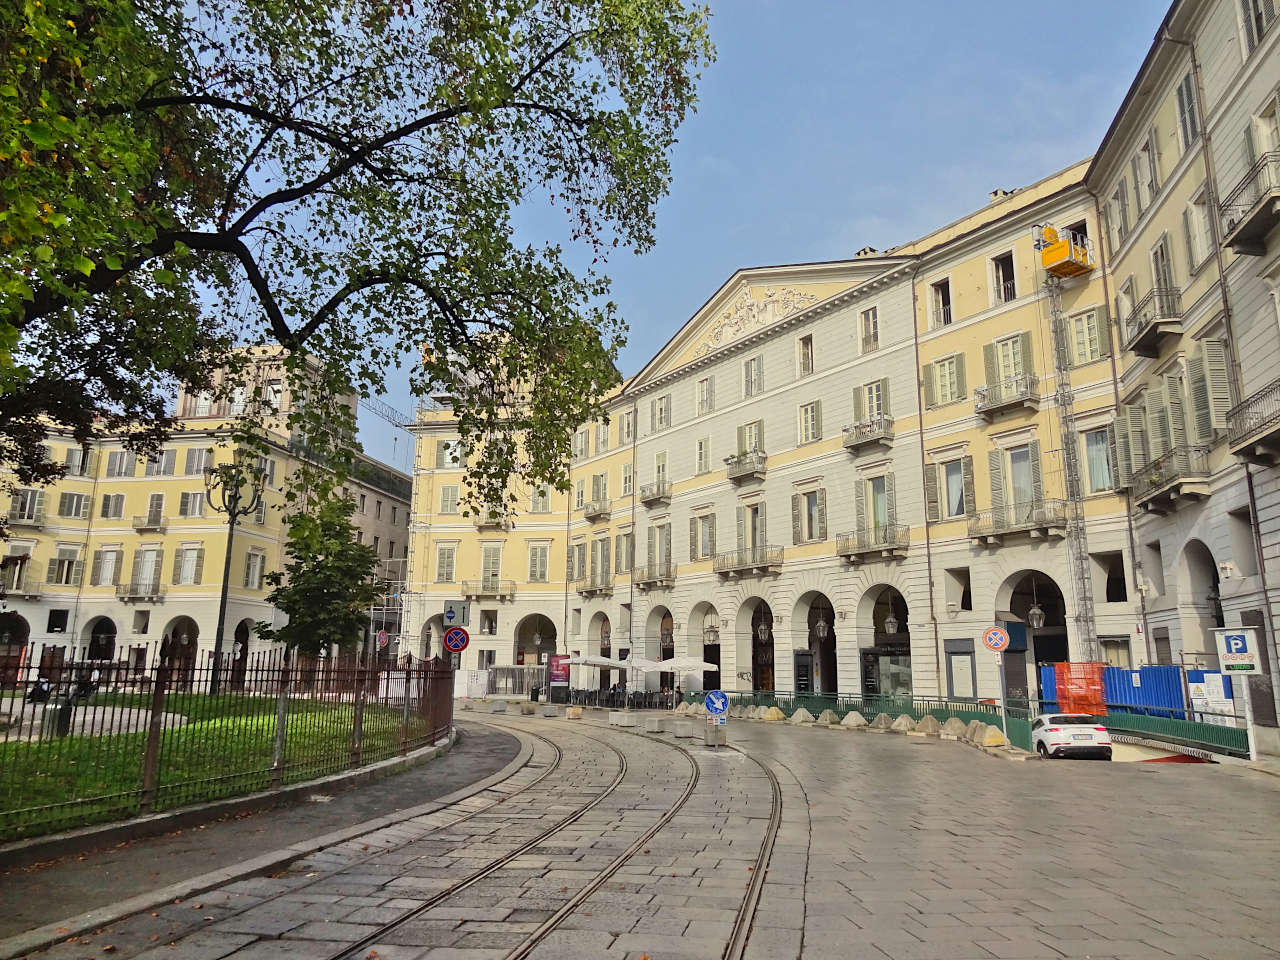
724, 450, 767, 482
116, 580, 165, 601
638, 479, 671, 506
974, 374, 1038, 415
132, 514, 168, 533
712, 545, 783, 575
582, 497, 611, 521
0, 650, 453, 841
967, 499, 1067, 539
461, 578, 516, 600
1130, 445, 1211, 504
632, 560, 677, 588
836, 524, 909, 560
1227, 375, 1280, 450
1122, 287, 1183, 351
573, 572, 614, 596
1219, 151, 1280, 249
4, 510, 45, 529
842, 416, 894, 450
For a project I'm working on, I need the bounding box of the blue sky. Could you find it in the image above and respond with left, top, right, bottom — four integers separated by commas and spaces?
359, 0, 1169, 469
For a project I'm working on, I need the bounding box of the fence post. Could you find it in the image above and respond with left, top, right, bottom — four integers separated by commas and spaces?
399, 661, 413, 755
139, 660, 170, 813
270, 652, 291, 788
351, 662, 366, 767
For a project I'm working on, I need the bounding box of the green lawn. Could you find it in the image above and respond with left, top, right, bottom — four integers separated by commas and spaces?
0, 693, 423, 842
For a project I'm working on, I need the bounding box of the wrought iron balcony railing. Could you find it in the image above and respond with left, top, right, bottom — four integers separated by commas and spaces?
461, 579, 517, 600
132, 514, 168, 533
842, 416, 894, 451
472, 509, 511, 530
724, 450, 767, 483
974, 375, 1039, 416
861, 334, 879, 353
1228, 375, 1280, 460
638, 479, 671, 506
632, 561, 677, 589
573, 572, 614, 597
836, 524, 909, 563
7, 575, 43, 599
3, 511, 45, 529
1220, 151, 1280, 255
967, 499, 1068, 541
117, 580, 165, 601
1130, 445, 1211, 507
713, 545, 783, 577
1122, 287, 1183, 356
582, 497, 611, 521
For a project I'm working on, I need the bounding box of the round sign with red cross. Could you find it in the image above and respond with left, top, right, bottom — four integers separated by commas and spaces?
443, 626, 470, 654
982, 626, 1010, 652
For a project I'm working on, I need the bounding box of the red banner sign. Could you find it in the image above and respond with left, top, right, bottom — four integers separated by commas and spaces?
549, 654, 570, 687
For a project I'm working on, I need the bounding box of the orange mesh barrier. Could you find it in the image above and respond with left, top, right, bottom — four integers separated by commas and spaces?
1055, 661, 1105, 715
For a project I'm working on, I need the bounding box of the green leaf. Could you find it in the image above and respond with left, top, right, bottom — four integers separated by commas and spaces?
34, 245, 53, 262
72, 255, 95, 276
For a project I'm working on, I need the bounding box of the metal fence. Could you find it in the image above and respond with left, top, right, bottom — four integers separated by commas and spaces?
0, 650, 453, 842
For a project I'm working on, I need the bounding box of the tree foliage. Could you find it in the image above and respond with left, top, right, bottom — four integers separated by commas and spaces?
2, 0, 714, 511
257, 495, 381, 655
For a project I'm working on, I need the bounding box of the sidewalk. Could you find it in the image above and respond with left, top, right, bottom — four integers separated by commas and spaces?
0, 721, 519, 941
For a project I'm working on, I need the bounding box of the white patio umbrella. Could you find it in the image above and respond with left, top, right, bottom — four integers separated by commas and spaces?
565, 655, 627, 669
656, 656, 719, 674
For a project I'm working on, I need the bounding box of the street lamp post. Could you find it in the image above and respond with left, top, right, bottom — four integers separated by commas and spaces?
204, 457, 266, 694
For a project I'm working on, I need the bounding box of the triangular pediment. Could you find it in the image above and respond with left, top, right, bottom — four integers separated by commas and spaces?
625, 258, 905, 392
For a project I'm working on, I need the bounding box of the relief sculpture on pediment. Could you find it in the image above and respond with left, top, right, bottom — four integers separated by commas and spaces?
693, 286, 820, 357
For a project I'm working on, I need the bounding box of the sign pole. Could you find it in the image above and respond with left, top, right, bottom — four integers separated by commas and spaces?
1243, 675, 1257, 762
996, 652, 1010, 750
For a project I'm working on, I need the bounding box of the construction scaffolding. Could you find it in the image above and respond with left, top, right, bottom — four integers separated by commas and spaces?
367, 556, 408, 664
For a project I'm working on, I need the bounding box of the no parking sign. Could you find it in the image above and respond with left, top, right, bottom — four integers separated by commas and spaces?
444, 626, 470, 654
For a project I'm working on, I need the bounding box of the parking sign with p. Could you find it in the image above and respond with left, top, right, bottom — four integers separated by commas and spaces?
1215, 628, 1258, 673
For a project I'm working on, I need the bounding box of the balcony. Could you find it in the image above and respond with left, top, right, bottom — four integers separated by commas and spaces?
836, 524, 909, 565
974, 375, 1039, 418
1220, 152, 1280, 256
582, 498, 611, 522
861, 334, 879, 353
1040, 232, 1095, 279
472, 509, 512, 531
1131, 445, 1211, 513
1228, 375, 1280, 464
842, 416, 894, 454
132, 514, 168, 533
1122, 287, 1183, 357
713, 545, 783, 578
638, 480, 671, 507
573, 572, 614, 598
724, 450, 767, 484
967, 499, 1068, 545
3, 511, 44, 530
632, 561, 677, 591
461, 579, 516, 601
117, 581, 165, 602
6, 575, 43, 600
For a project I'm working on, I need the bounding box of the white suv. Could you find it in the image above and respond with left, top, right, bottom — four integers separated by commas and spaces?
1031, 713, 1112, 760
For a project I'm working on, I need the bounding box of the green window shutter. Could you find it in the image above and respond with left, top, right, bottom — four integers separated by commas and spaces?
1186, 351, 1213, 444
924, 464, 940, 522
91, 550, 103, 586
646, 527, 656, 567
615, 534, 624, 572
758, 501, 767, 542
1202, 339, 1231, 429
1020, 331, 1035, 376
1098, 306, 1113, 357
854, 480, 866, 532
791, 494, 802, 545
1147, 385, 1170, 458
194, 548, 205, 585
435, 440, 447, 467
736, 505, 746, 549
755, 419, 765, 452
962, 456, 976, 516
922, 363, 937, 409
1029, 440, 1043, 502
78, 495, 89, 519
689, 517, 699, 561
184, 448, 196, 475
70, 560, 84, 587
852, 387, 865, 423
983, 342, 998, 386
111, 550, 123, 585
47, 558, 59, 584
708, 514, 717, 554
885, 471, 897, 525
245, 552, 254, 587
816, 490, 826, 541
173, 549, 183, 585
955, 353, 967, 398
131, 551, 143, 586
736, 425, 746, 455
988, 450, 1005, 511
602, 538, 611, 576
1182, 209, 1196, 275
34, 490, 44, 518
1109, 422, 1127, 489
1165, 375, 1188, 451
530, 548, 540, 582
814, 400, 823, 440
1126, 406, 1149, 470
58, 492, 72, 517
880, 378, 891, 417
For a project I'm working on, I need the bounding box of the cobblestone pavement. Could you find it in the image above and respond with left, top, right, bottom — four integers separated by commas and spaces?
10, 713, 1280, 960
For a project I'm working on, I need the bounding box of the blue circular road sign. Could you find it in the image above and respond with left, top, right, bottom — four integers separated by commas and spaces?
705, 690, 729, 716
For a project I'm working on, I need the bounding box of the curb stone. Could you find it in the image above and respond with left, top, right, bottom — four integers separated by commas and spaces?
0, 726, 539, 960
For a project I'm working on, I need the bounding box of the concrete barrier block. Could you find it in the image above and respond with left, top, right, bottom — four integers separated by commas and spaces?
981, 725, 1007, 747
489, 701, 508, 714
966, 722, 988, 744
940, 717, 968, 740
673, 720, 695, 738
674, 702, 690, 715
789, 707, 816, 725
816, 709, 840, 726
643, 717, 668, 733
703, 725, 727, 747
520, 702, 536, 715
609, 711, 638, 727
539, 705, 560, 717
964, 719, 983, 741
890, 714, 916, 733
762, 706, 786, 722
565, 706, 582, 720
840, 710, 868, 729
869, 712, 893, 731
910, 714, 942, 737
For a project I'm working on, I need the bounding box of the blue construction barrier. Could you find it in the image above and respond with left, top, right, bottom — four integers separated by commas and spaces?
1037, 664, 1232, 720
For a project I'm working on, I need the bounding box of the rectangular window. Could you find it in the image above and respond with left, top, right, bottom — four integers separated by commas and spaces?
743, 354, 764, 397
575, 479, 585, 509
358, 493, 367, 513
58, 492, 89, 519
531, 485, 551, 513
651, 394, 672, 431
654, 452, 667, 482
931, 279, 952, 326
100, 493, 125, 519
105, 450, 133, 477
266, 380, 283, 411
229, 385, 246, 416
868, 476, 888, 530
696, 377, 715, 416
696, 437, 711, 474
622, 462, 633, 496
803, 491, 821, 541
596, 420, 609, 454
943, 460, 966, 518
244, 551, 265, 589
1152, 234, 1176, 291
992, 252, 1016, 303
797, 335, 814, 377
64, 446, 91, 476
440, 485, 459, 514
375, 499, 383, 519
388, 539, 396, 558
1085, 429, 1113, 493
742, 420, 762, 453
620, 410, 635, 444
528, 544, 550, 582
194, 391, 212, 416
144, 449, 177, 477
799, 402, 820, 444
1008, 444, 1034, 507
436, 543, 457, 583
177, 544, 202, 585
860, 307, 879, 351
51, 547, 81, 586
996, 334, 1024, 380
436, 439, 462, 467
1185, 187, 1213, 270
184, 447, 211, 475
1072, 310, 1103, 365
373, 535, 380, 554
1176, 72, 1198, 149
178, 491, 204, 517
1242, 0, 1278, 51
865, 381, 883, 420
936, 357, 959, 404
572, 429, 589, 460
391, 505, 398, 525
94, 548, 121, 587
1109, 180, 1130, 249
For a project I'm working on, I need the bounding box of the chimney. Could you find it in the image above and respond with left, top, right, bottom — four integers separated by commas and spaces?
854, 246, 879, 258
